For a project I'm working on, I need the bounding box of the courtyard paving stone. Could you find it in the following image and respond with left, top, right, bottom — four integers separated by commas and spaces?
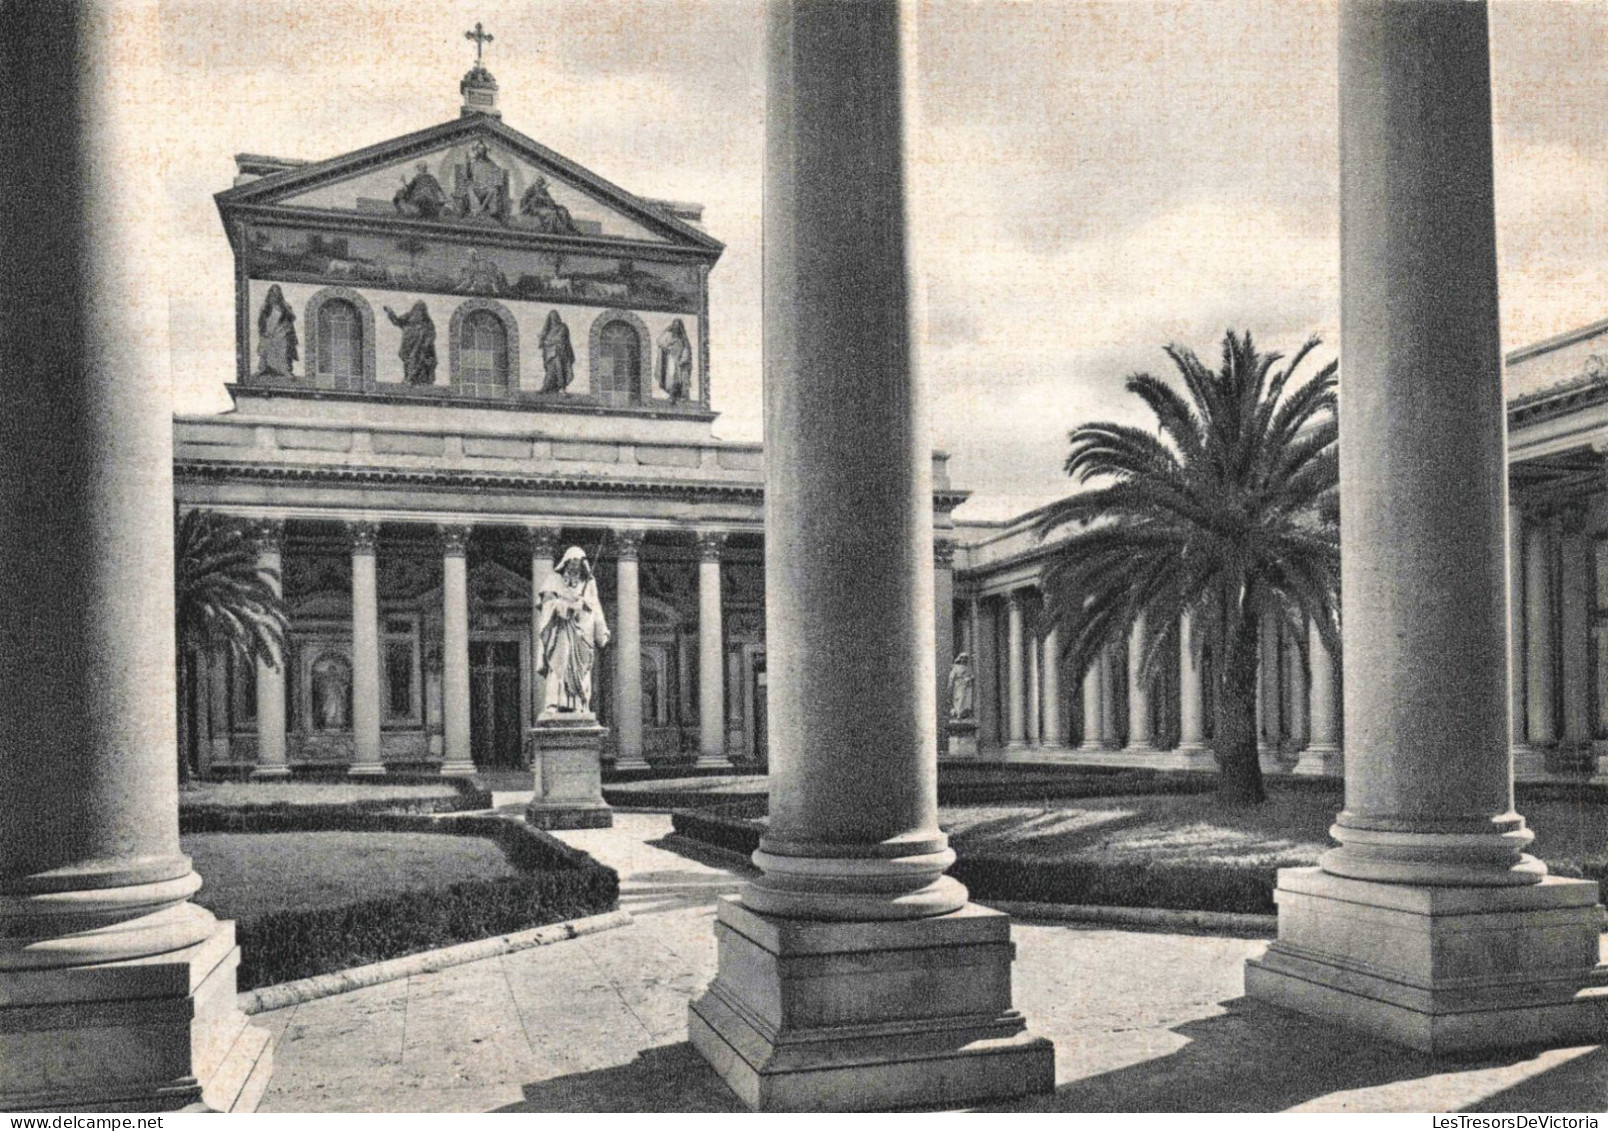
255, 810, 1608, 1113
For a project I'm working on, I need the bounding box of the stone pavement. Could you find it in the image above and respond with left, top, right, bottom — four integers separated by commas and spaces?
256, 812, 1608, 1113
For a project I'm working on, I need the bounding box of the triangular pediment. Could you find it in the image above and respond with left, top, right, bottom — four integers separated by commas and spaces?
217, 117, 720, 254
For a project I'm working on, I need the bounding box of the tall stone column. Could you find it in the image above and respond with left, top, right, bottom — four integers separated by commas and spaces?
348, 521, 384, 776
974, 598, 999, 748
1247, 0, 1608, 1054
689, 0, 1052, 1106
1177, 612, 1209, 762
1558, 511, 1592, 750
934, 540, 956, 758
1025, 617, 1041, 749
1078, 652, 1105, 752
1524, 518, 1557, 749
696, 532, 731, 767
1287, 623, 1310, 750
1041, 624, 1064, 749
0, 3, 271, 1108
440, 524, 475, 776
1124, 614, 1156, 753
527, 526, 560, 718
1295, 617, 1343, 776
1100, 644, 1121, 747
613, 530, 647, 770
1507, 504, 1541, 775
209, 642, 233, 768
1004, 591, 1027, 748
251, 520, 290, 779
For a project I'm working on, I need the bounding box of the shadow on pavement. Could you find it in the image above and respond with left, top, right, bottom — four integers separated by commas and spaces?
497, 1042, 744, 1113
982, 997, 1548, 1113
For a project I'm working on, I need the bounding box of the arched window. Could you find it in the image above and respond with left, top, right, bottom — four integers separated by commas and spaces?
596, 320, 643, 403
315, 299, 362, 390
459, 309, 509, 395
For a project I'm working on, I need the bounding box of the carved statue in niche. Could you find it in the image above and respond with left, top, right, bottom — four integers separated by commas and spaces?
539, 310, 575, 393
256, 284, 299, 378
452, 141, 509, 221
535, 547, 611, 715
384, 301, 437, 385
311, 652, 353, 731
455, 248, 507, 296
947, 652, 975, 721
655, 318, 694, 402
393, 161, 447, 220
518, 175, 578, 234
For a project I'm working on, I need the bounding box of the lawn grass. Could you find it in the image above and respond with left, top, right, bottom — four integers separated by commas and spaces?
940, 789, 1608, 873
182, 781, 463, 808
184, 830, 520, 920
673, 784, 1608, 915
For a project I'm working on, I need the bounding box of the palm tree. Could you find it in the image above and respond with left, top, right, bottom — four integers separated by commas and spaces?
1038, 330, 1339, 803
174, 509, 288, 784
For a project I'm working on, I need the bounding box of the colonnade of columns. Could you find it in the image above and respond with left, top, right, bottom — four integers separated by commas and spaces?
1511, 505, 1600, 777
233, 518, 735, 774
964, 587, 1343, 772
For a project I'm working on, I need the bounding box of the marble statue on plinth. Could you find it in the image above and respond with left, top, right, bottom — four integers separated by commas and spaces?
535, 546, 610, 716
947, 651, 975, 721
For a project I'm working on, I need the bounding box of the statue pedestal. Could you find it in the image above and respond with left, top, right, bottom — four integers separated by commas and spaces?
945, 718, 978, 760
525, 715, 612, 830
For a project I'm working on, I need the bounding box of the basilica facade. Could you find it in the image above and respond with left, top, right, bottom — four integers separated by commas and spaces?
173, 66, 967, 777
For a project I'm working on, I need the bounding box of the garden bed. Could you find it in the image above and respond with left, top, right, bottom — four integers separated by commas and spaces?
672, 784, 1608, 917
185, 808, 617, 990
180, 776, 492, 829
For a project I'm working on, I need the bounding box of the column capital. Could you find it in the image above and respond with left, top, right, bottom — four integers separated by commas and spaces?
439, 523, 472, 557
614, 529, 647, 561
523, 524, 561, 562
346, 520, 380, 554
250, 518, 285, 554
696, 530, 727, 562
933, 539, 957, 568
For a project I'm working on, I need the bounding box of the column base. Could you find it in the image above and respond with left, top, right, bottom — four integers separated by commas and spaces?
249, 764, 291, 780
0, 918, 273, 1112
1512, 744, 1550, 783
1258, 747, 1292, 774
1292, 743, 1343, 777
525, 719, 613, 830
347, 761, 386, 778
611, 754, 651, 773
689, 897, 1055, 1111
1245, 867, 1608, 1054
695, 754, 735, 770
1168, 742, 1218, 771
438, 760, 478, 777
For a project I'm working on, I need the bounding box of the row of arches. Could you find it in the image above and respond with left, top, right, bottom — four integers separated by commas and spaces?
293, 286, 664, 403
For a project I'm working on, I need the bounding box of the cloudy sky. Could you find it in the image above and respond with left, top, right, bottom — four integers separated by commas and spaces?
158, 0, 1608, 520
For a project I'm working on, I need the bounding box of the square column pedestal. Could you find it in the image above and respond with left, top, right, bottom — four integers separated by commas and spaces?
1245, 868, 1608, 1053
524, 717, 613, 830
689, 898, 1055, 1111
0, 921, 273, 1112
945, 719, 978, 760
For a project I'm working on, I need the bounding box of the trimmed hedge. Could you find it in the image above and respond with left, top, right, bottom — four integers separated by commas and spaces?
617, 768, 1221, 813
188, 808, 617, 990
233, 867, 618, 989
670, 802, 1278, 914
947, 854, 1275, 915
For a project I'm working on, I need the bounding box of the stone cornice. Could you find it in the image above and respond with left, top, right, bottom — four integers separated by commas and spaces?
221, 381, 720, 423
1508, 377, 1608, 430
173, 458, 971, 510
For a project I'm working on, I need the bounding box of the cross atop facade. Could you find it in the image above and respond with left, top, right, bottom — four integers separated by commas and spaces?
465, 22, 494, 65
